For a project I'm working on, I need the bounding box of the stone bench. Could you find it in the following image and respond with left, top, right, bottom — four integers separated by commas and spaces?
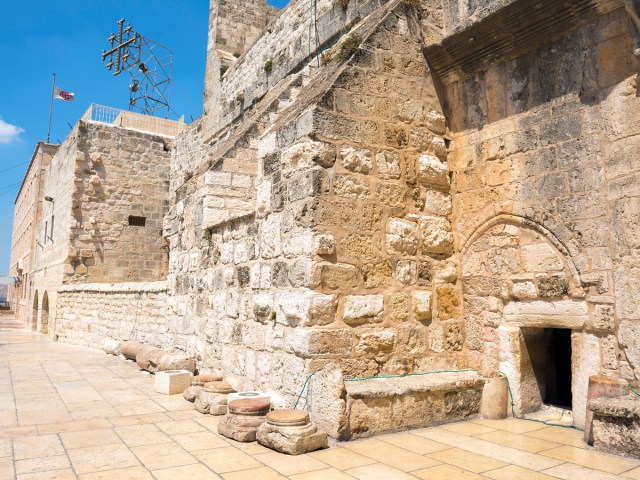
589, 395, 640, 459
308, 365, 486, 441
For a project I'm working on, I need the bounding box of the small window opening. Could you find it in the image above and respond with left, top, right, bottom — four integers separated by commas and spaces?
44, 221, 48, 243
128, 216, 147, 227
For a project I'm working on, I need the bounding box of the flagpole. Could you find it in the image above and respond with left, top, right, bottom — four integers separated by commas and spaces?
47, 73, 56, 143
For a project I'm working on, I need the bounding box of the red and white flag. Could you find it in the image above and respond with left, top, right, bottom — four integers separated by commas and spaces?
54, 86, 74, 102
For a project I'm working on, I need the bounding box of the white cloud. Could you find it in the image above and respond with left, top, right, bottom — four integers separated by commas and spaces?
0, 118, 25, 144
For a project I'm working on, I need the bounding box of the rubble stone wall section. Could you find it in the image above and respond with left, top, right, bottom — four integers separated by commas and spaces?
447, 7, 640, 383
55, 282, 167, 349
215, 0, 279, 57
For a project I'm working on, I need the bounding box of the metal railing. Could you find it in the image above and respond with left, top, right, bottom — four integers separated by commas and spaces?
81, 104, 124, 124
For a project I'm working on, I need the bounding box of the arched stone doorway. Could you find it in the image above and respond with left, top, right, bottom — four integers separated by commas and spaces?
31, 291, 39, 331
41, 292, 49, 335
461, 220, 597, 427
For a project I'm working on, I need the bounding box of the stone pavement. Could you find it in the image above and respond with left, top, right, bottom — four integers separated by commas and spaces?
1, 328, 640, 480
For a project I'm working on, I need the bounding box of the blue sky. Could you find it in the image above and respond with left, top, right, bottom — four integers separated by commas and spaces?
0, 0, 289, 276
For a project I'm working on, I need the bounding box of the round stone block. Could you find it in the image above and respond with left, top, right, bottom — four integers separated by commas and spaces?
193, 374, 224, 386
204, 381, 236, 394
228, 398, 271, 416
267, 409, 309, 427
121, 341, 143, 360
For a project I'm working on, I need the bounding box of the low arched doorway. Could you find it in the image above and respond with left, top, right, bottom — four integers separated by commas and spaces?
41, 292, 49, 335
31, 291, 39, 331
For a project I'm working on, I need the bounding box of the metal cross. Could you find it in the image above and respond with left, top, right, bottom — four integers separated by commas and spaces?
102, 18, 140, 76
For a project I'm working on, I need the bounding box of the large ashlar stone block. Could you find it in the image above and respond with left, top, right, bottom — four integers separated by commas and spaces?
584, 375, 629, 445
286, 328, 353, 357
481, 376, 509, 419
340, 145, 372, 174
589, 396, 640, 459
386, 218, 419, 255
419, 215, 454, 254
521, 243, 564, 272
418, 154, 449, 187
503, 300, 588, 328
343, 295, 384, 326
412, 290, 432, 321
257, 409, 328, 455
281, 140, 336, 177
155, 370, 192, 395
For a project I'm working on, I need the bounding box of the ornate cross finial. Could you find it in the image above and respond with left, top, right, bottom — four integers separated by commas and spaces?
626, 0, 640, 58
101, 18, 140, 76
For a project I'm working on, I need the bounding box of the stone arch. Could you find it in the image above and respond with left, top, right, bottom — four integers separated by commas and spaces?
460, 216, 596, 428
41, 292, 49, 335
31, 291, 39, 331
458, 202, 585, 286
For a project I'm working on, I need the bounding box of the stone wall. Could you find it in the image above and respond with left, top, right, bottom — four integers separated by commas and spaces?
8, 142, 57, 326
56, 282, 167, 349
204, 0, 392, 139
216, 0, 279, 57
443, 5, 640, 422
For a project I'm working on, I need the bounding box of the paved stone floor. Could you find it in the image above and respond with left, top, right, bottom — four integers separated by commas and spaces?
1, 327, 640, 480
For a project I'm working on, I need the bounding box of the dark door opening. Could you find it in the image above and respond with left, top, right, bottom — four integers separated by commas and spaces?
543, 328, 572, 409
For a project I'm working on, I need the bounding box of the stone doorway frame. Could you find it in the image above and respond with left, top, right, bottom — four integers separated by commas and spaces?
31, 291, 39, 331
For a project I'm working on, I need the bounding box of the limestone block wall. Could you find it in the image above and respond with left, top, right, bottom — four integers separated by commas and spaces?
215, 0, 279, 57
56, 282, 167, 349
258, 5, 467, 379
66, 121, 172, 284
444, 6, 640, 421
8, 142, 57, 326
205, 0, 390, 138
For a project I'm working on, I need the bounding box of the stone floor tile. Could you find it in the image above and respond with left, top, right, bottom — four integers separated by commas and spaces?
254, 451, 328, 476
0, 425, 39, 439
232, 441, 274, 456
115, 424, 171, 447
18, 409, 74, 426
377, 432, 450, 454
113, 401, 165, 416
193, 447, 262, 473
309, 446, 376, 470
150, 395, 194, 412
420, 427, 562, 471
56, 387, 103, 404
68, 443, 140, 474
486, 464, 566, 479
624, 467, 640, 480
70, 408, 120, 421
37, 419, 113, 435
441, 422, 496, 435
17, 401, 67, 412
14, 434, 66, 460
540, 445, 640, 474
475, 430, 561, 453
166, 410, 204, 421
345, 463, 417, 480
132, 441, 197, 471
428, 448, 507, 473
470, 418, 547, 434
524, 427, 587, 449
0, 438, 12, 457
64, 401, 115, 413
109, 413, 171, 427
60, 429, 122, 450
289, 468, 355, 480
152, 463, 221, 480
17, 469, 78, 480
77, 466, 154, 480
171, 431, 229, 452
193, 415, 222, 431
15, 455, 71, 475
541, 463, 629, 480
223, 466, 287, 480
413, 464, 486, 479
344, 438, 443, 472
0, 456, 15, 478
100, 391, 149, 406
155, 419, 206, 436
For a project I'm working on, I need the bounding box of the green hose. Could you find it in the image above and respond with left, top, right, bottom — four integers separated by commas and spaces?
630, 385, 640, 397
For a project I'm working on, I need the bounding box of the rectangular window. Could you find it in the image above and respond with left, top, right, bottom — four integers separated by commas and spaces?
50, 215, 54, 243
128, 216, 147, 227
44, 221, 48, 243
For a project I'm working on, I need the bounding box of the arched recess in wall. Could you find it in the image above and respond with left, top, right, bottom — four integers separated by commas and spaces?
459, 205, 584, 287
41, 292, 49, 335
31, 291, 38, 331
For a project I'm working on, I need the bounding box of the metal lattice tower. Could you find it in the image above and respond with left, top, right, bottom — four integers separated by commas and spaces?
102, 19, 173, 118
